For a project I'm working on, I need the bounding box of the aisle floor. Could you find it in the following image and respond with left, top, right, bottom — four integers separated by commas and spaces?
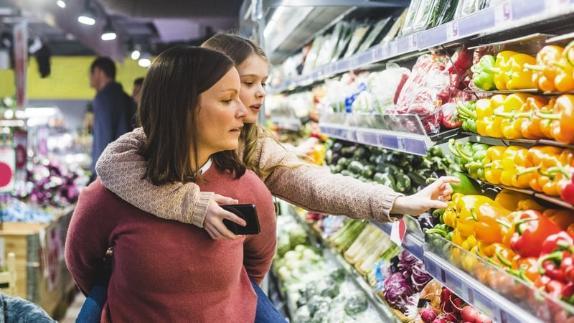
60, 292, 83, 323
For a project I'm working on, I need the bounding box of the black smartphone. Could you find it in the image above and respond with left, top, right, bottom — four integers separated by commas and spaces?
221, 204, 261, 235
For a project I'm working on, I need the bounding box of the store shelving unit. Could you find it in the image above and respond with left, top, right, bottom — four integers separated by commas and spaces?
319, 113, 461, 155
264, 0, 574, 321
270, 0, 574, 94
467, 133, 574, 151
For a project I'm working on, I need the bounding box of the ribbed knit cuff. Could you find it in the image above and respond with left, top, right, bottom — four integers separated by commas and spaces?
190, 192, 215, 228
374, 190, 404, 222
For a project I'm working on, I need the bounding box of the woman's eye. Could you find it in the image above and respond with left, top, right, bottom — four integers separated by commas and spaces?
262, 82, 267, 87
243, 82, 253, 86
221, 99, 232, 104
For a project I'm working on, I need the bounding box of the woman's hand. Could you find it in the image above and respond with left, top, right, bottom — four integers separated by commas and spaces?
204, 194, 247, 240
391, 176, 459, 216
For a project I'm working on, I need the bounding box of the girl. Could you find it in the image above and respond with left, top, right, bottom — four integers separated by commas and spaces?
66, 46, 277, 322
95, 33, 457, 241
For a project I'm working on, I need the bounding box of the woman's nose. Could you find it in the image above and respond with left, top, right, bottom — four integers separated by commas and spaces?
236, 99, 248, 118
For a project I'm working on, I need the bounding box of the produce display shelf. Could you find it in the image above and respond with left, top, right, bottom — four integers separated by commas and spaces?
319, 123, 460, 156
270, 117, 302, 132
270, 0, 574, 94
472, 89, 574, 96
286, 209, 400, 322
373, 221, 544, 323
478, 181, 574, 211
467, 133, 574, 150
322, 245, 400, 323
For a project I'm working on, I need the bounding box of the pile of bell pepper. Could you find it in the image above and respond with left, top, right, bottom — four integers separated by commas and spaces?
427, 189, 574, 305
471, 42, 574, 92
456, 93, 574, 144
472, 51, 537, 91
449, 139, 574, 204
524, 42, 574, 93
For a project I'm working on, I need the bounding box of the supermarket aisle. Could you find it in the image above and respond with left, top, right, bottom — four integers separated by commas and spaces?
60, 292, 84, 323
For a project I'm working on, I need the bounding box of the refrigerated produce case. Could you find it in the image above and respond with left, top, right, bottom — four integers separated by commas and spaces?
246, 0, 574, 322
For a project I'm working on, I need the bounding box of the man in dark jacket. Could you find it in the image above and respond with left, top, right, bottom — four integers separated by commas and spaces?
89, 57, 135, 176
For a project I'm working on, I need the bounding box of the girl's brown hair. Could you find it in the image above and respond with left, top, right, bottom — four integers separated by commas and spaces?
201, 33, 277, 177
139, 46, 245, 185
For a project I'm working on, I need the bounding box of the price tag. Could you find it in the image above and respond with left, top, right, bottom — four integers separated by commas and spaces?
0, 147, 15, 192
545, 0, 570, 14
446, 21, 460, 41
390, 218, 407, 245
494, 1, 513, 25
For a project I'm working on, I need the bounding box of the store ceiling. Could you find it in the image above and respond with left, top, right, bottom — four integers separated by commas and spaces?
0, 0, 243, 59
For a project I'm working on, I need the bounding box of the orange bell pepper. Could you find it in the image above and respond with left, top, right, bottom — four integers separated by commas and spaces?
525, 45, 564, 92
473, 203, 511, 244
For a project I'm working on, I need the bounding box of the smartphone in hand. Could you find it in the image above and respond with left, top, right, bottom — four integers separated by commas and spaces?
221, 204, 261, 235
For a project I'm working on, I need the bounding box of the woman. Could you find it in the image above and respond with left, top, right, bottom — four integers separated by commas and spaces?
96, 33, 457, 240
66, 46, 277, 322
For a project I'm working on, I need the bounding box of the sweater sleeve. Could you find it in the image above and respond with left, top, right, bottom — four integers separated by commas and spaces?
258, 137, 403, 223
243, 206, 277, 284
95, 128, 213, 227
65, 182, 118, 295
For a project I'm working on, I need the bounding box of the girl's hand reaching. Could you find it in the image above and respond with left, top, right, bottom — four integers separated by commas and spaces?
204, 194, 246, 240
391, 176, 459, 216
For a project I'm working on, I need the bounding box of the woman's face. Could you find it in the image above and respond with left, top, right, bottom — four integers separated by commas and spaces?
196, 67, 246, 154
237, 54, 268, 124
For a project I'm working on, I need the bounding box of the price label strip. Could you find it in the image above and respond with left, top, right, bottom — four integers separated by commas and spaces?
494, 1, 513, 25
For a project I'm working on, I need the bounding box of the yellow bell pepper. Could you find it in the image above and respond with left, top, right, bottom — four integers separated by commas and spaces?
476, 98, 494, 119
493, 51, 517, 90
505, 54, 537, 90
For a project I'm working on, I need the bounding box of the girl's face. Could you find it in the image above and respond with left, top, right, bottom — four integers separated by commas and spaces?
196, 67, 247, 154
237, 54, 268, 124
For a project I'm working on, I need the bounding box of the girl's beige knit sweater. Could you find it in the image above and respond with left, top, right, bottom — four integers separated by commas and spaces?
95, 128, 402, 227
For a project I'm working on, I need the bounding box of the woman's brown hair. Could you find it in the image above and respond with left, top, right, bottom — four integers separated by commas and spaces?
201, 34, 279, 178
139, 46, 245, 185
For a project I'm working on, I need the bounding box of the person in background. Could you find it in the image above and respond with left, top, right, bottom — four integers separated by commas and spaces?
132, 77, 144, 106
67, 46, 277, 322
88, 57, 135, 179
0, 293, 55, 322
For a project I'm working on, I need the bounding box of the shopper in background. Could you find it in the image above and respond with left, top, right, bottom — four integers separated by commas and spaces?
88, 57, 135, 179
96, 33, 458, 241
66, 46, 277, 322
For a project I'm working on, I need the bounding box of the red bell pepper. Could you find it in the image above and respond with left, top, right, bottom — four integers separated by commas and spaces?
546, 279, 565, 299
541, 232, 574, 255
510, 210, 562, 258
561, 176, 574, 205
561, 254, 574, 282
538, 249, 574, 283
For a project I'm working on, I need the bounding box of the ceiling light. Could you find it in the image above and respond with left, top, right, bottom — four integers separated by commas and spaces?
130, 50, 141, 60
78, 15, 95, 26
78, 0, 96, 25
56, 0, 66, 8
138, 58, 151, 68
101, 32, 116, 41
101, 19, 116, 41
